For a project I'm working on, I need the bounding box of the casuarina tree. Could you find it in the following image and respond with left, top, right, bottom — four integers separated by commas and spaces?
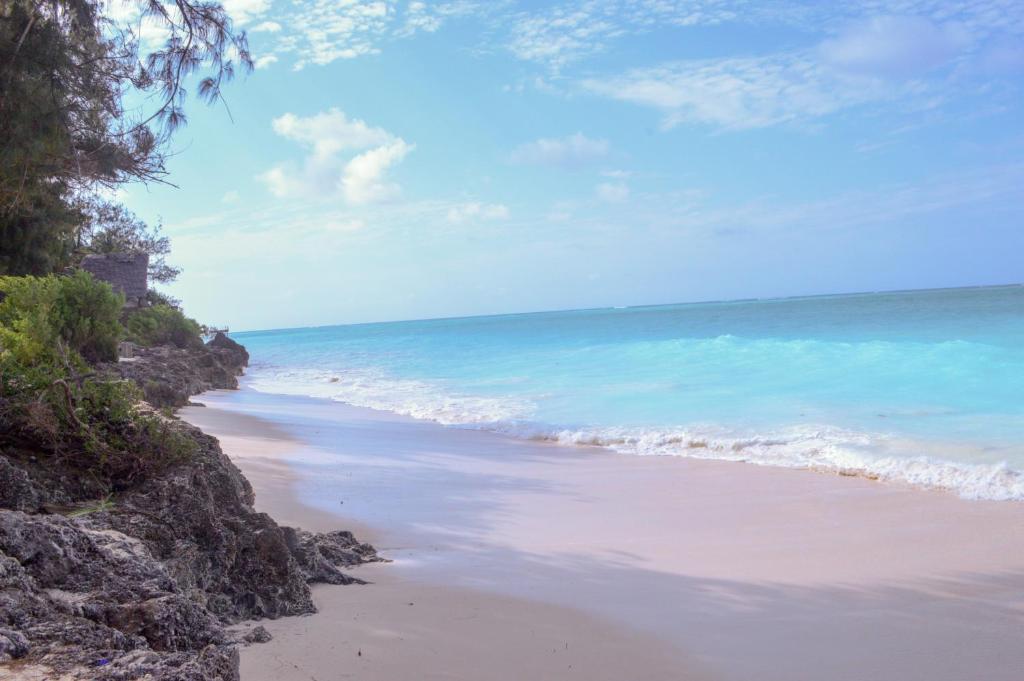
0, 0, 252, 275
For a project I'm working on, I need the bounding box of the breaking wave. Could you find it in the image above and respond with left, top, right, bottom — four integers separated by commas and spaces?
246, 366, 535, 425
246, 366, 1024, 502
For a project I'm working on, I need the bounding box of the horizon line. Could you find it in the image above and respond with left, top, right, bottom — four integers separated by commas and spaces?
231, 280, 1024, 336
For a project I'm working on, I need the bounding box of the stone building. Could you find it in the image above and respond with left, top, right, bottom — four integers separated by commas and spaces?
80, 253, 149, 307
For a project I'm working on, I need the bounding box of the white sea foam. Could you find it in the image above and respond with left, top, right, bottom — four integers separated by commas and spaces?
246, 367, 1024, 502
246, 366, 535, 425
517, 425, 1024, 501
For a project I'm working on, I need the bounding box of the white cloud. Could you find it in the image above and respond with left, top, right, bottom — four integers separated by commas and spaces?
137, 13, 173, 51
221, 0, 271, 25
446, 202, 511, 224
497, 0, 1024, 90
342, 139, 415, 204
274, 0, 390, 69
509, 133, 609, 167
840, 2, 1024, 38
507, 6, 620, 70
503, 1, 1024, 71
272, 109, 393, 155
581, 54, 890, 130
819, 15, 970, 78
395, 1, 443, 37
221, 190, 240, 204
254, 54, 278, 69
394, 1, 482, 37
568, 2, 1024, 132
264, 1, 483, 70
251, 20, 283, 33
596, 182, 629, 202
269, 1, 482, 69
103, 0, 141, 23
505, 0, 778, 70
259, 109, 413, 204
258, 165, 305, 198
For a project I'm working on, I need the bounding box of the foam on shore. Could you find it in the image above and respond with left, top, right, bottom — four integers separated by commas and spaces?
246, 367, 1024, 501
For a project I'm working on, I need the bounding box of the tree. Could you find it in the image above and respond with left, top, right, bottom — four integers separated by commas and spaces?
0, 0, 251, 275
0, 190, 81, 276
76, 199, 180, 284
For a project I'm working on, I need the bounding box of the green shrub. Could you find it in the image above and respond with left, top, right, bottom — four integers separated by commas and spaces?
54, 271, 124, 363
0, 273, 193, 492
0, 274, 61, 365
0, 356, 196, 488
125, 304, 203, 349
73, 377, 198, 484
0, 272, 123, 364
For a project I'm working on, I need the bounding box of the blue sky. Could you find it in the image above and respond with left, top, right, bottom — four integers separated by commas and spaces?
114, 1, 1024, 331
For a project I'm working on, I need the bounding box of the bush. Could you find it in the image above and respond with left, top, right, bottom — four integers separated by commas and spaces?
0, 272, 123, 364
0, 275, 196, 492
73, 378, 198, 484
0, 274, 61, 365
0, 354, 197, 489
125, 304, 203, 349
55, 271, 124, 363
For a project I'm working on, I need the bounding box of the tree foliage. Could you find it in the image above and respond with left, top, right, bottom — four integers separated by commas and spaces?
0, 191, 81, 276
0, 0, 251, 275
125, 303, 203, 349
76, 198, 181, 283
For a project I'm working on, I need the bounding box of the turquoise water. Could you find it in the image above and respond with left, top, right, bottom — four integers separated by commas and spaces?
236, 286, 1024, 500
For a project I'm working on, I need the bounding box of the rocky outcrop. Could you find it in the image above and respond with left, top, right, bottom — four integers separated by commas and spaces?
206, 333, 249, 370
84, 422, 318, 622
0, 508, 234, 678
283, 528, 380, 586
0, 418, 381, 678
0, 338, 382, 679
106, 333, 250, 409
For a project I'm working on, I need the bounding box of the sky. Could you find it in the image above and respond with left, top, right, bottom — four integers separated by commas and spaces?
113, 0, 1024, 331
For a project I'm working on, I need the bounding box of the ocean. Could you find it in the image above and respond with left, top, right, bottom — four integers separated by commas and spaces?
235, 285, 1024, 500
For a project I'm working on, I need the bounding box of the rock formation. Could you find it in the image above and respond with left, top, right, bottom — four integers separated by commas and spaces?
105, 333, 251, 409
0, 337, 380, 679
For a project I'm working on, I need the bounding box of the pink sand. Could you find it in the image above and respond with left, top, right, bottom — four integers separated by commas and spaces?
183, 387, 1024, 681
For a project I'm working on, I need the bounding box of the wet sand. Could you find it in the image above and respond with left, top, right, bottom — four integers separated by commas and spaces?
182, 386, 1024, 681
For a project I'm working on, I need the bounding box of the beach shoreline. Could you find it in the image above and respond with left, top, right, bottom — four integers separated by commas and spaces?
183, 385, 1024, 681
182, 394, 711, 681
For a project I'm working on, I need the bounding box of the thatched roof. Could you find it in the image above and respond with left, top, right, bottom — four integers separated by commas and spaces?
81, 253, 149, 302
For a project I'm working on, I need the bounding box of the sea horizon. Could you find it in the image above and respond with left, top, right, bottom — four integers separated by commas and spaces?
234, 280, 1024, 335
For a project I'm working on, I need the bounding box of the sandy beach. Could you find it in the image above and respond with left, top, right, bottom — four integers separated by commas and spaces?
182, 385, 1024, 681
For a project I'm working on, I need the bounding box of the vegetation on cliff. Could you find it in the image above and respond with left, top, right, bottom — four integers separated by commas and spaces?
126, 305, 204, 350
0, 0, 244, 496
0, 4, 381, 678
0, 249, 381, 681
0, 273, 197, 495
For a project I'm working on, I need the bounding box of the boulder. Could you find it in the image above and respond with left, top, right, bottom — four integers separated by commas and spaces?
240, 625, 272, 645
283, 528, 385, 585
207, 332, 249, 370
